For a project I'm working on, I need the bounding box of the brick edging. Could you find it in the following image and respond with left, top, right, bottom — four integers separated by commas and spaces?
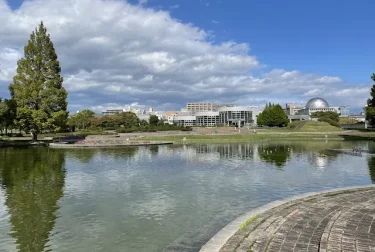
199, 185, 375, 252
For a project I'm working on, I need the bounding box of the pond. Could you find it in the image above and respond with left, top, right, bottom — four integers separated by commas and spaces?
0, 141, 374, 252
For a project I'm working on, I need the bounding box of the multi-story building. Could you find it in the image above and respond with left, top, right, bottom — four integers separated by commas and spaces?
173, 116, 196, 127
196, 111, 220, 126
173, 106, 259, 127
218, 106, 254, 126
285, 103, 303, 115
102, 109, 124, 115
185, 102, 234, 114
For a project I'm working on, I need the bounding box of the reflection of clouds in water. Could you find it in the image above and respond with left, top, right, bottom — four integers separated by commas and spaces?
308, 153, 329, 170
0, 187, 17, 251
127, 191, 175, 220
0, 187, 8, 221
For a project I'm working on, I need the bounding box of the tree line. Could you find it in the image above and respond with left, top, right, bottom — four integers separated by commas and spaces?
67, 110, 191, 133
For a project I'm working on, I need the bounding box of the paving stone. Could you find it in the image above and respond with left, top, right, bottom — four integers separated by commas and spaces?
217, 187, 375, 252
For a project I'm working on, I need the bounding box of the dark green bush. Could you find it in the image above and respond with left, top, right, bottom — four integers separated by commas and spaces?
318, 117, 340, 127
311, 111, 339, 122
181, 126, 193, 131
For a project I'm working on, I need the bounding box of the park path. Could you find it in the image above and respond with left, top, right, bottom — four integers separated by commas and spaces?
201, 186, 375, 252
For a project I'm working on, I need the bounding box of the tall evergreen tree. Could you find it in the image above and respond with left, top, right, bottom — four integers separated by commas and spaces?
9, 22, 68, 140
366, 73, 375, 125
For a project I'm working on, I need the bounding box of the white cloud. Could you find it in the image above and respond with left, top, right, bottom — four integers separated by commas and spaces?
212, 20, 220, 24
0, 0, 369, 111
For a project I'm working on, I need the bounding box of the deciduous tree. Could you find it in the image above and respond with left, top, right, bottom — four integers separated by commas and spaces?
257, 104, 289, 127
149, 115, 159, 126
366, 73, 375, 125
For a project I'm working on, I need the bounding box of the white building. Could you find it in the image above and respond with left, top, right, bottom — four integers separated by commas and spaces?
173, 106, 259, 127
301, 98, 339, 115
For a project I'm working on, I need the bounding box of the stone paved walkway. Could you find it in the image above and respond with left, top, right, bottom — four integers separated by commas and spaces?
203, 187, 375, 252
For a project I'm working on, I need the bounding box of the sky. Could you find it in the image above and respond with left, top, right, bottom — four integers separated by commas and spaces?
0, 0, 374, 113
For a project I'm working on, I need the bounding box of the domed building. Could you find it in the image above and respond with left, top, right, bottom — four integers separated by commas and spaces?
305, 98, 330, 109
303, 97, 339, 115
286, 97, 348, 121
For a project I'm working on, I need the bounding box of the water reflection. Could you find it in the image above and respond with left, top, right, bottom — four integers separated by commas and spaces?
258, 144, 290, 169
0, 148, 65, 252
0, 141, 373, 252
165, 142, 344, 170
149, 145, 159, 156
367, 156, 375, 183
63, 147, 139, 163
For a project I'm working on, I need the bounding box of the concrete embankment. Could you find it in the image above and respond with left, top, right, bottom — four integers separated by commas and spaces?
49, 141, 173, 148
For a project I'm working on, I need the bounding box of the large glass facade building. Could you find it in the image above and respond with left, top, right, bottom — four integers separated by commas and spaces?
173, 106, 259, 127
218, 106, 253, 126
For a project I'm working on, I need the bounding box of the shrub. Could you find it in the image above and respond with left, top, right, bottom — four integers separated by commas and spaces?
311, 111, 339, 122
318, 117, 340, 127
78, 129, 116, 135
116, 127, 137, 133
181, 126, 193, 131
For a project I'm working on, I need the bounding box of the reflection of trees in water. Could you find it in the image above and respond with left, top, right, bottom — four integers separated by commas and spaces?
64, 147, 139, 163
367, 157, 375, 184
279, 141, 342, 167
149, 145, 159, 156
258, 145, 290, 169
0, 147, 65, 252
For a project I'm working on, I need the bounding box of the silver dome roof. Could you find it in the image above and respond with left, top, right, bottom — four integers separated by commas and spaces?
306, 98, 329, 109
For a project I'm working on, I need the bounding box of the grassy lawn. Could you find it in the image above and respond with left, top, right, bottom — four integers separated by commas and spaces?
256, 121, 343, 133
339, 117, 360, 125
297, 121, 343, 132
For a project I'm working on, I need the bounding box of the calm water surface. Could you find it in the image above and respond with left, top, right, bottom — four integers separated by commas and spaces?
0, 141, 375, 252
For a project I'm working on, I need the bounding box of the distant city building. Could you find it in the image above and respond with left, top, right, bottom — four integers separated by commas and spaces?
338, 106, 350, 117
173, 106, 259, 127
185, 102, 234, 114
102, 109, 125, 115
173, 116, 196, 127
101, 103, 259, 127
286, 97, 350, 122
301, 98, 339, 115
195, 111, 220, 127
285, 103, 304, 115
286, 98, 344, 117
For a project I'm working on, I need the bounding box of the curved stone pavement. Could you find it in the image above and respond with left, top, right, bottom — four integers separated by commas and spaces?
201, 186, 375, 252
